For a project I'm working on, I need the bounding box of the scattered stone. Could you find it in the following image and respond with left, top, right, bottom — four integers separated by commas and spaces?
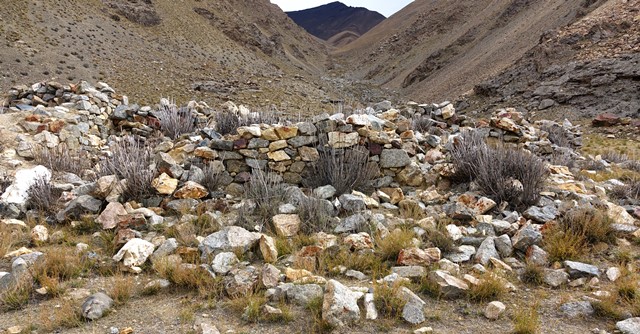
173, 181, 208, 199
112, 238, 155, 270
475, 237, 499, 266
211, 252, 239, 275
512, 224, 542, 251
392, 266, 426, 278
152, 173, 178, 195
560, 300, 594, 318
484, 301, 506, 320
323, 280, 361, 327
81, 292, 114, 320
286, 284, 323, 306
430, 270, 469, 298
544, 269, 569, 288
343, 232, 373, 250
564, 261, 600, 278
272, 214, 301, 237
30, 225, 49, 243
617, 317, 640, 334
97, 202, 128, 229
397, 247, 441, 266
259, 235, 278, 263
199, 226, 260, 257
400, 287, 426, 324
606, 267, 621, 282
380, 149, 411, 168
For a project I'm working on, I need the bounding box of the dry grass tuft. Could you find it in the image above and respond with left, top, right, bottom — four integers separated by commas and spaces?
423, 223, 455, 254
512, 304, 539, 334
468, 272, 506, 303
153, 257, 224, 298
296, 195, 335, 234
543, 208, 614, 262
34, 247, 89, 282
319, 247, 387, 277
373, 282, 407, 319
375, 228, 415, 262
40, 298, 84, 331
109, 274, 135, 306
520, 262, 544, 286
243, 169, 289, 227
306, 296, 333, 334
0, 280, 33, 311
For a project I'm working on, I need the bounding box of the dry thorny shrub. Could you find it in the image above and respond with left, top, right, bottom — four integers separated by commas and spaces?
450, 130, 548, 209
98, 135, 156, 201
610, 178, 640, 200
199, 161, 226, 193
155, 103, 197, 140
214, 109, 286, 135
31, 143, 90, 175
294, 194, 335, 234
242, 169, 290, 227
26, 176, 61, 216
303, 143, 377, 196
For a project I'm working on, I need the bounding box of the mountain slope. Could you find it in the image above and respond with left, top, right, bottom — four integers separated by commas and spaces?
287, 2, 385, 42
335, 0, 608, 103
474, 0, 639, 119
0, 0, 334, 108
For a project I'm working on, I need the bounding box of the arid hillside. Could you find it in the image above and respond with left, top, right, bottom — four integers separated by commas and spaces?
473, 0, 639, 119
334, 0, 610, 103
0, 0, 340, 109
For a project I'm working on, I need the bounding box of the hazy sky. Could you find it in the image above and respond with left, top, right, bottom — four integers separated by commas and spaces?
271, 0, 414, 17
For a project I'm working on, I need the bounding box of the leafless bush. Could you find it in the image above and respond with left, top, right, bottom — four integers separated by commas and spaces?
27, 176, 61, 215
450, 130, 548, 209
98, 136, 155, 201
31, 144, 89, 175
411, 115, 434, 134
200, 162, 225, 193
541, 124, 572, 148
621, 160, 640, 172
450, 130, 487, 182
295, 195, 335, 234
582, 159, 607, 171
240, 110, 285, 126
156, 104, 197, 139
214, 111, 240, 135
303, 145, 377, 196
549, 150, 576, 169
602, 151, 630, 164
244, 169, 289, 224
610, 179, 640, 200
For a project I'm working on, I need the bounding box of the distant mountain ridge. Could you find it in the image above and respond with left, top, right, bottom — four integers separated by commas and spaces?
286, 1, 385, 42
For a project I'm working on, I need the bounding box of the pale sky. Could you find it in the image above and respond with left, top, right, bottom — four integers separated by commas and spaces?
271, 0, 414, 17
